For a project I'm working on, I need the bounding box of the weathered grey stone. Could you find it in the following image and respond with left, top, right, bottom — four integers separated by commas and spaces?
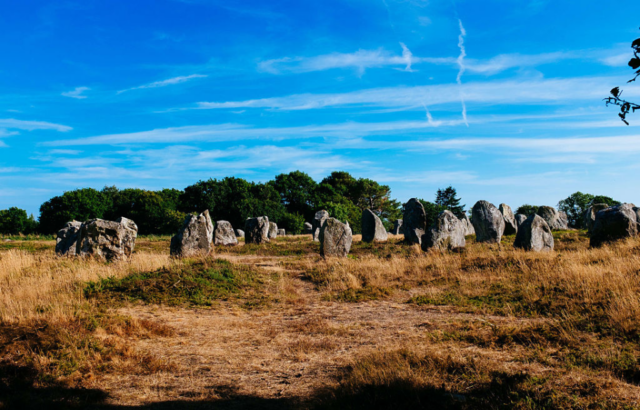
515, 214, 527, 228
319, 218, 352, 258
245, 216, 270, 244
536, 206, 569, 230
361, 209, 388, 242
312, 210, 329, 242
403, 198, 426, 245
460, 215, 475, 236
421, 211, 466, 251
471, 201, 505, 244
303, 222, 313, 234
514, 214, 554, 252
268, 222, 278, 239
392, 219, 403, 235
77, 217, 138, 261
213, 220, 237, 246
55, 220, 82, 256
590, 204, 638, 247
235, 229, 245, 238
499, 203, 518, 235
278, 229, 286, 236
584, 203, 609, 233
170, 211, 214, 257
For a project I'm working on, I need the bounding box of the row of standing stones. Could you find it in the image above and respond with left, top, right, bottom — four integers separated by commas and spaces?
55, 200, 640, 261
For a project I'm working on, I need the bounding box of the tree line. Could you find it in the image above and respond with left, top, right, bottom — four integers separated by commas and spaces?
0, 170, 622, 235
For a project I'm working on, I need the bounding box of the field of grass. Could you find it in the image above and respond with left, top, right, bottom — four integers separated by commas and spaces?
1, 231, 640, 409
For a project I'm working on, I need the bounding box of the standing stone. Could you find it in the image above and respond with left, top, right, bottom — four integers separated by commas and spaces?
319, 218, 352, 258
268, 222, 278, 239
235, 229, 245, 238
536, 206, 569, 230
361, 209, 388, 242
213, 220, 237, 246
245, 216, 270, 244
312, 210, 330, 242
584, 203, 609, 233
471, 201, 505, 244
170, 211, 214, 257
392, 219, 403, 235
55, 221, 82, 256
303, 222, 313, 234
460, 215, 475, 236
514, 214, 554, 252
421, 211, 466, 251
590, 204, 638, 247
515, 214, 528, 229
499, 203, 518, 235
278, 229, 286, 236
77, 217, 138, 261
403, 198, 427, 245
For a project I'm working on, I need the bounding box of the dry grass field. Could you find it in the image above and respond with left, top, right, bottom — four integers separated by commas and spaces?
1, 231, 640, 409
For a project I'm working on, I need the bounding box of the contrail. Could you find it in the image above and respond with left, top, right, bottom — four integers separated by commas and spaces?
381, 0, 434, 123
456, 19, 469, 126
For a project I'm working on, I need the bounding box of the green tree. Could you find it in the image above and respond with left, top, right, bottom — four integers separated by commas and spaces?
0, 207, 37, 235
39, 188, 110, 234
435, 186, 465, 218
557, 192, 595, 228
279, 212, 305, 234
106, 188, 184, 235
271, 171, 317, 220
591, 195, 620, 207
179, 177, 285, 229
418, 200, 446, 229
516, 204, 538, 217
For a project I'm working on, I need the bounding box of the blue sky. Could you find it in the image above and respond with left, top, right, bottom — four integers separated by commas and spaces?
2, 0, 640, 216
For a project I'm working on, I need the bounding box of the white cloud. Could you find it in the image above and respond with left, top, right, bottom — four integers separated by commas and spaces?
0, 118, 72, 132
117, 74, 208, 94
61, 86, 90, 99
456, 19, 468, 127
188, 75, 630, 112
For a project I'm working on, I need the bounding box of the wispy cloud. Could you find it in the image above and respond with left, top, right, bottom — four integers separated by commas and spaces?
61, 86, 90, 99
185, 75, 630, 112
0, 118, 72, 132
117, 74, 207, 94
456, 19, 468, 126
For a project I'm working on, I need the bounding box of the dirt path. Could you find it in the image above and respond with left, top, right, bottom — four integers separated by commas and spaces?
97, 257, 545, 406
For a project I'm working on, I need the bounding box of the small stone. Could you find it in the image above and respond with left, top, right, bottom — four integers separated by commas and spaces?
319, 218, 352, 258
536, 206, 569, 230
403, 198, 426, 245
235, 229, 245, 238
584, 203, 609, 233
268, 222, 278, 239
303, 222, 313, 234
421, 210, 466, 251
515, 214, 527, 228
471, 201, 505, 244
590, 204, 638, 247
514, 214, 554, 252
361, 209, 388, 242
499, 203, 518, 235
55, 220, 82, 256
213, 220, 238, 246
392, 219, 403, 235
278, 229, 286, 236
77, 217, 138, 261
312, 210, 329, 242
170, 211, 214, 257
245, 216, 270, 244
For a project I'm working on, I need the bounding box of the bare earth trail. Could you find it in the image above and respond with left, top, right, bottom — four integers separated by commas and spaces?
101, 255, 551, 405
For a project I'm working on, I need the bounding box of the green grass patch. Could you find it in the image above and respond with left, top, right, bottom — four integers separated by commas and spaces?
84, 258, 271, 307
331, 286, 393, 303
